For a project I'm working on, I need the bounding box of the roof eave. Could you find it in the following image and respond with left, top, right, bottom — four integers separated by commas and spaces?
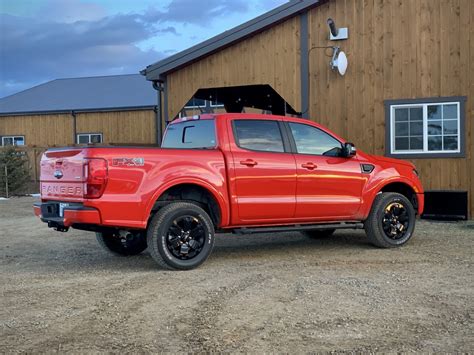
0, 105, 158, 117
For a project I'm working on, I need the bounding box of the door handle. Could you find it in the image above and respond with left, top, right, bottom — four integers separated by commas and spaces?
240, 159, 258, 167
301, 162, 317, 170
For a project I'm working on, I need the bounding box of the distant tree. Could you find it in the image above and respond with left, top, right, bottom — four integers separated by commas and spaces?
0, 146, 30, 196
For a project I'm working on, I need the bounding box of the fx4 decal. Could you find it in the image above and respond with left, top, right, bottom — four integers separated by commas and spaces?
112, 158, 145, 167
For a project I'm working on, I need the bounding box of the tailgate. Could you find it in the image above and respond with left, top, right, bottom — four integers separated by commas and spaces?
40, 149, 86, 201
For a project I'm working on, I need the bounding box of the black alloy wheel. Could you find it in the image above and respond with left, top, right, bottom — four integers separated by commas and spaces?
147, 202, 215, 270
382, 202, 410, 240
364, 192, 416, 248
166, 215, 206, 260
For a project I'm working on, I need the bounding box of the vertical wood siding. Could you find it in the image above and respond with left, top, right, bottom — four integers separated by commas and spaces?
0, 110, 157, 147
75, 110, 156, 144
0, 114, 73, 146
166, 16, 301, 120
308, 0, 473, 216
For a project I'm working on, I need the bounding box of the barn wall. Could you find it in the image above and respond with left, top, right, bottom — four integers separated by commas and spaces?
307, 0, 473, 216
76, 110, 156, 145
162, 0, 473, 216
0, 110, 157, 147
166, 16, 302, 120
0, 114, 73, 146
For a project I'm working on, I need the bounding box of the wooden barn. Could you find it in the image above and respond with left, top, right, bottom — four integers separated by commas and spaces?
142, 0, 473, 218
0, 74, 221, 147
0, 75, 159, 146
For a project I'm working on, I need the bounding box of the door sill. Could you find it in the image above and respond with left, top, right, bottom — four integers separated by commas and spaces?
232, 221, 364, 235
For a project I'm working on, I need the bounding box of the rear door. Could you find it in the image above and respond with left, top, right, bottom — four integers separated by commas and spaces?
229, 118, 296, 223
287, 122, 363, 219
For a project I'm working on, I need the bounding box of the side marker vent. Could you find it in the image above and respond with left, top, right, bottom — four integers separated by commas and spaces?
361, 164, 375, 174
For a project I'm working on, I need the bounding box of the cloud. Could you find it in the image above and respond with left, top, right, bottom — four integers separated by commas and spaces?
0, 0, 290, 98
37, 0, 107, 23
142, 0, 250, 26
0, 11, 171, 97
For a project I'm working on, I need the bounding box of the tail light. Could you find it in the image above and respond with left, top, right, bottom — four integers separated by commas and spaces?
84, 158, 108, 199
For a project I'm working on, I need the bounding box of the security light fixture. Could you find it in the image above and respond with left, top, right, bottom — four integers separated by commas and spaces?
327, 18, 349, 41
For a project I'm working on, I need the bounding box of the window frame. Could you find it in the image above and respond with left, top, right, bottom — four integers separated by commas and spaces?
161, 119, 218, 150
210, 98, 225, 108
285, 121, 344, 157
385, 96, 466, 159
184, 98, 208, 109
231, 119, 291, 154
1, 135, 25, 146
76, 133, 103, 145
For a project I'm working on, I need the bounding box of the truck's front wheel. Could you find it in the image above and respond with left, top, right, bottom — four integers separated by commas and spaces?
364, 192, 416, 248
96, 231, 147, 256
147, 202, 215, 270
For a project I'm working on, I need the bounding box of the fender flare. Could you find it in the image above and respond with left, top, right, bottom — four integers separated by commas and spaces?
359, 176, 420, 219
144, 177, 229, 227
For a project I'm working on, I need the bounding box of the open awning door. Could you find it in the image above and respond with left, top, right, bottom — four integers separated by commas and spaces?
193, 84, 299, 116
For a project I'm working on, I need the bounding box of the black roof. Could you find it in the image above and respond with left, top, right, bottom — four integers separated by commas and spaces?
143, 0, 324, 81
0, 74, 156, 116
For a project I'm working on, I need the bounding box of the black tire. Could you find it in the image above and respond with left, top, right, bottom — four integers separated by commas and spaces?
96, 231, 147, 256
302, 229, 336, 239
364, 192, 416, 248
147, 202, 215, 270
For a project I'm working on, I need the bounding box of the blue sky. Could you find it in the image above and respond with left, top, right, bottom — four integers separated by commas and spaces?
0, 0, 288, 98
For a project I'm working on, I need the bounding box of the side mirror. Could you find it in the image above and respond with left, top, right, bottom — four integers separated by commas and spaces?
342, 142, 357, 157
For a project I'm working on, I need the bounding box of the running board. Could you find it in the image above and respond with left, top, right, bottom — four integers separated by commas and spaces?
232, 222, 364, 235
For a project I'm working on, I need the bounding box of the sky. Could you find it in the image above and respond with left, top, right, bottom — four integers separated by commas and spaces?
0, 0, 289, 98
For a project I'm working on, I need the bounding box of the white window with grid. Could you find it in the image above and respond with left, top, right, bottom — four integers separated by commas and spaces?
390, 102, 460, 155
76, 133, 103, 144
1, 136, 25, 146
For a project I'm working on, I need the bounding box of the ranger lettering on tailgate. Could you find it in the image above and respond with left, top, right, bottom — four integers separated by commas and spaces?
42, 183, 83, 197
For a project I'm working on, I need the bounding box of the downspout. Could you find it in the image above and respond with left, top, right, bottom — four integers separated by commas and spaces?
152, 81, 163, 146
71, 111, 77, 144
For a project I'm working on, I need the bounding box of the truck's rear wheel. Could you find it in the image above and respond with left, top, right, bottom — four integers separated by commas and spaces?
364, 192, 416, 248
96, 231, 147, 256
147, 202, 215, 270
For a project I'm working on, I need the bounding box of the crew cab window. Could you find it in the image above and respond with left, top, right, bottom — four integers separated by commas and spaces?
289, 122, 342, 156
162, 119, 216, 149
233, 120, 284, 153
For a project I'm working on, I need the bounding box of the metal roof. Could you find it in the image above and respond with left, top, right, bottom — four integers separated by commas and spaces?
0, 74, 156, 116
143, 0, 324, 81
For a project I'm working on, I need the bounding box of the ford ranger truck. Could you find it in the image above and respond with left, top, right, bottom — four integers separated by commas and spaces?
34, 114, 424, 270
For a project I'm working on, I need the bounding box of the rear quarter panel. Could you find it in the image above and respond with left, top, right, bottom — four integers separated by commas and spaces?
83, 148, 229, 229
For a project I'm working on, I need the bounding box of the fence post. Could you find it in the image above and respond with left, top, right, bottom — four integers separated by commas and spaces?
4, 165, 8, 199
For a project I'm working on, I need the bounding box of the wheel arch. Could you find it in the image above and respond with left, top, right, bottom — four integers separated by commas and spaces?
145, 179, 228, 228
379, 181, 419, 213
361, 178, 420, 219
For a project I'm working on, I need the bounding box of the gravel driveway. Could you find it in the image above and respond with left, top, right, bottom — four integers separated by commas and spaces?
1, 197, 473, 352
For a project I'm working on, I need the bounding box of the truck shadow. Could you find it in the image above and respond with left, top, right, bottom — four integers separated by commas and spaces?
5, 230, 373, 273
210, 230, 371, 259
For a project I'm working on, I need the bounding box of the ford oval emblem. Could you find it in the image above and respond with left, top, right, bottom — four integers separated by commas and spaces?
54, 170, 63, 179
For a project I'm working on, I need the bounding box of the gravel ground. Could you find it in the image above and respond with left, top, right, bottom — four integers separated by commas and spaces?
1, 197, 473, 353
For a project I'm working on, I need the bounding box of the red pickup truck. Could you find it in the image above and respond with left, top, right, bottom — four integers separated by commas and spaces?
34, 113, 424, 270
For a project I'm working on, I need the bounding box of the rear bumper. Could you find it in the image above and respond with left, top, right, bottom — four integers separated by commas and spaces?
34, 202, 101, 228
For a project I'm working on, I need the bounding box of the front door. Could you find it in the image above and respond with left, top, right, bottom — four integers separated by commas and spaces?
287, 122, 363, 220
230, 118, 296, 223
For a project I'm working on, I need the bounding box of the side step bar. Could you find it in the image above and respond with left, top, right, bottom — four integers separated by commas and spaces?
232, 222, 364, 235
